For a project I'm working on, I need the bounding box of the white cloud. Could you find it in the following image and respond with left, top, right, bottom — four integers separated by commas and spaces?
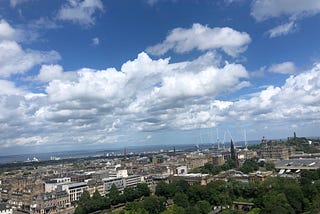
1, 51, 320, 150
92, 37, 99, 45
37, 64, 76, 82
0, 19, 19, 41
251, 0, 320, 21
232, 63, 320, 124
0, 40, 60, 77
57, 0, 104, 26
0, 20, 61, 77
268, 21, 296, 38
147, 23, 251, 57
10, 0, 30, 7
0, 80, 25, 95
268, 61, 296, 74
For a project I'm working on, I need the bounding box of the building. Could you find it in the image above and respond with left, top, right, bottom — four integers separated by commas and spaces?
44, 177, 71, 193
30, 190, 70, 214
0, 203, 12, 214
175, 166, 188, 175
212, 155, 225, 166
275, 159, 320, 171
186, 155, 210, 169
103, 177, 124, 195
87, 179, 104, 197
60, 182, 88, 204
171, 173, 213, 186
259, 145, 295, 160
103, 175, 142, 195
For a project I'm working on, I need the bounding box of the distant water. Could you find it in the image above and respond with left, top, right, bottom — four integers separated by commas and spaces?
0, 141, 262, 164
0, 150, 114, 164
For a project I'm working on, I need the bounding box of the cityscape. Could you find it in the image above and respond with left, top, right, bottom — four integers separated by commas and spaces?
1, 135, 320, 213
1, 0, 320, 213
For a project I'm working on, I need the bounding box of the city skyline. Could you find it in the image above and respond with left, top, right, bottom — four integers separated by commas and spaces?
0, 0, 320, 155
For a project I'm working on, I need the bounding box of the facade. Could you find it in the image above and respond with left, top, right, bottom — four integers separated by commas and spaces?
212, 155, 225, 166
103, 177, 124, 195
87, 179, 104, 197
30, 190, 70, 214
259, 145, 294, 160
103, 175, 142, 195
124, 175, 142, 189
186, 155, 209, 169
0, 203, 12, 214
44, 177, 71, 193
60, 182, 88, 203
171, 173, 213, 186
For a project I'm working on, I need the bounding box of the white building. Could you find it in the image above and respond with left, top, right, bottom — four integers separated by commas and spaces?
44, 177, 71, 193
0, 203, 12, 214
61, 182, 88, 203
103, 175, 142, 195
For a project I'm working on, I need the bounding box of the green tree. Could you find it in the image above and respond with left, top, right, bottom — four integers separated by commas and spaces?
155, 181, 171, 198
240, 158, 259, 174
74, 204, 86, 214
75, 190, 91, 213
185, 206, 201, 214
91, 189, 104, 211
196, 200, 211, 214
230, 140, 236, 162
123, 187, 138, 202
160, 205, 186, 214
137, 183, 150, 197
262, 192, 294, 214
173, 192, 189, 207
143, 196, 166, 214
109, 184, 120, 205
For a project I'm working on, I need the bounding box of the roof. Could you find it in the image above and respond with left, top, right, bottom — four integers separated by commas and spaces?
65, 182, 87, 189
275, 158, 320, 170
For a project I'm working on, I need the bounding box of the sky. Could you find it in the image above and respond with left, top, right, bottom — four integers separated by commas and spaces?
0, 0, 320, 155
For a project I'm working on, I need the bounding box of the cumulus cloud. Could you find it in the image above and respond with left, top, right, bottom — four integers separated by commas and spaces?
1, 51, 320, 150
0, 40, 60, 77
0, 20, 60, 77
251, 0, 320, 21
0, 80, 25, 95
232, 63, 320, 125
37, 64, 77, 82
57, 0, 104, 26
268, 61, 296, 74
0, 19, 19, 41
147, 23, 251, 57
268, 21, 296, 38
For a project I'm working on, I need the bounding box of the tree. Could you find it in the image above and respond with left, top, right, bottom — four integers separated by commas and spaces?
172, 180, 190, 194
76, 190, 91, 213
160, 205, 186, 214
196, 200, 211, 214
173, 192, 189, 208
230, 140, 236, 162
123, 187, 138, 202
155, 181, 171, 198
143, 196, 166, 214
185, 206, 201, 214
136, 183, 150, 197
109, 184, 120, 205
240, 158, 259, 174
91, 189, 104, 211
262, 192, 294, 214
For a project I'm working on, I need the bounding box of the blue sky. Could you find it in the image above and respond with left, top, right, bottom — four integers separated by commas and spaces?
0, 0, 320, 155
